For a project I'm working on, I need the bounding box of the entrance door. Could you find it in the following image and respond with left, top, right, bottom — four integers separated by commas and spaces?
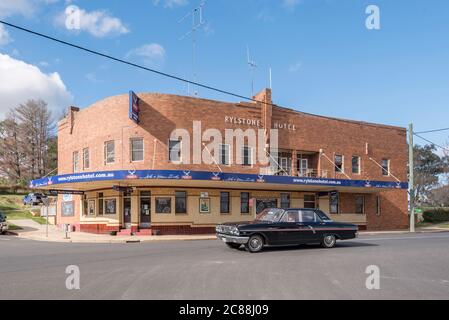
256, 199, 278, 214
123, 196, 131, 228
140, 191, 151, 228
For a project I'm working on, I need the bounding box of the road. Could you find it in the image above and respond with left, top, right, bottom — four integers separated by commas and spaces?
1, 232, 449, 300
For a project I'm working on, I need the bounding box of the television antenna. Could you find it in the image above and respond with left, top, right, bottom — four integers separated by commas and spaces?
179, 0, 207, 97
247, 46, 258, 96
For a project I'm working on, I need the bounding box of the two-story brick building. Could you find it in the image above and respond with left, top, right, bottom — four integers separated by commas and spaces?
30, 88, 409, 234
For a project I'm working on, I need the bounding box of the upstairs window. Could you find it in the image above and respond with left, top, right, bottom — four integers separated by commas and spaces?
131, 138, 144, 162
73, 151, 79, 173
83, 148, 90, 170
219, 144, 230, 165
352, 156, 360, 174
242, 146, 253, 166
335, 155, 344, 173
381, 159, 390, 176
104, 141, 115, 164
169, 139, 182, 163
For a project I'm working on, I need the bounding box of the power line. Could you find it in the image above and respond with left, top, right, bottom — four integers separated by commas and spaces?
413, 133, 449, 152
415, 127, 449, 134
0, 20, 269, 107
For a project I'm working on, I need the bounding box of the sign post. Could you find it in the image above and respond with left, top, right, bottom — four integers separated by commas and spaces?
42, 197, 50, 238
409, 123, 415, 233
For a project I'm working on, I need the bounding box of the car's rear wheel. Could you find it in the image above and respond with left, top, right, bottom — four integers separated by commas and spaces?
226, 243, 241, 249
246, 235, 264, 253
322, 234, 337, 248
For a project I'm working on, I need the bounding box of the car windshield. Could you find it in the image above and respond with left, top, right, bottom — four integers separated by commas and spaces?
255, 208, 285, 223
315, 210, 332, 221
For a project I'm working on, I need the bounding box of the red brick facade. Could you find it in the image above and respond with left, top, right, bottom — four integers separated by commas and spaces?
53, 88, 409, 233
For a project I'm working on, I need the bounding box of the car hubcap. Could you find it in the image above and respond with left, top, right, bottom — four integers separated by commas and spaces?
325, 236, 335, 246
250, 237, 262, 250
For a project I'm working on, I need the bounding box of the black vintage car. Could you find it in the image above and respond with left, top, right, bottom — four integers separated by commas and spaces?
216, 208, 358, 253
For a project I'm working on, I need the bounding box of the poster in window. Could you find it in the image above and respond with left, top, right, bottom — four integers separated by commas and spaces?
88, 200, 96, 215
105, 199, 116, 215
199, 198, 210, 214
61, 201, 74, 217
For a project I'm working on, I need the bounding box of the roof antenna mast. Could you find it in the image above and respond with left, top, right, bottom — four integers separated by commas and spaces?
179, 0, 207, 97
247, 46, 258, 97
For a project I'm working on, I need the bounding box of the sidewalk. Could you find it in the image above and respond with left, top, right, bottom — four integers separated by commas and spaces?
7, 219, 449, 244
9, 220, 216, 243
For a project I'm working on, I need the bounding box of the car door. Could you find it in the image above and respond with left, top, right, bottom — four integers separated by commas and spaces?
276, 210, 302, 244
298, 210, 322, 243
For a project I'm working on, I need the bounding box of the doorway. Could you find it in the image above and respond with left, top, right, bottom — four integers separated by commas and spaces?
123, 193, 132, 228
140, 191, 151, 228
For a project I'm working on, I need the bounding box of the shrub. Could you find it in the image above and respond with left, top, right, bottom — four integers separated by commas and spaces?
422, 208, 449, 223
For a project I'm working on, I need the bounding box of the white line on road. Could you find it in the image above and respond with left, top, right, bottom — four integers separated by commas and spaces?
359, 234, 449, 242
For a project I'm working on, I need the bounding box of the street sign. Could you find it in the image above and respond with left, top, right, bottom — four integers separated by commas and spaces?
129, 91, 140, 124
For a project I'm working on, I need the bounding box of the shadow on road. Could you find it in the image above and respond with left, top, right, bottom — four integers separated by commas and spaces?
229, 241, 378, 253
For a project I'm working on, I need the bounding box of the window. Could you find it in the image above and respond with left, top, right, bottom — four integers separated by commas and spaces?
242, 146, 253, 166
355, 195, 365, 214
175, 191, 187, 214
131, 138, 144, 162
329, 192, 339, 214
105, 199, 117, 215
281, 210, 300, 223
299, 210, 320, 223
219, 144, 230, 165
220, 192, 230, 214
381, 159, 390, 176
61, 202, 74, 217
376, 196, 381, 216
156, 198, 171, 214
98, 193, 104, 215
73, 151, 79, 173
83, 148, 90, 170
88, 200, 95, 216
104, 141, 115, 164
140, 191, 151, 217
241, 192, 250, 214
169, 139, 181, 163
280, 193, 291, 209
335, 154, 344, 173
352, 156, 360, 174
304, 194, 316, 209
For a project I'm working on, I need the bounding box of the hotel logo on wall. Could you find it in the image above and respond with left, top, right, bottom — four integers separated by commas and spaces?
129, 91, 140, 124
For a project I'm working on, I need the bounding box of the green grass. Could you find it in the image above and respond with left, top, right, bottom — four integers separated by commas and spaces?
0, 194, 47, 225
7, 223, 23, 231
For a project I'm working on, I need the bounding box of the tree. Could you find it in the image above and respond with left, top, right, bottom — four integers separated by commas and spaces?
413, 144, 448, 205
0, 100, 57, 185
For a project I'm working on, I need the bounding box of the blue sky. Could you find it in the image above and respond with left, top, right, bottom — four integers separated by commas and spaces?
0, 0, 448, 149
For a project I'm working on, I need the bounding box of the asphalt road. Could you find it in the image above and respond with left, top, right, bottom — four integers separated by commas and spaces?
1, 233, 449, 300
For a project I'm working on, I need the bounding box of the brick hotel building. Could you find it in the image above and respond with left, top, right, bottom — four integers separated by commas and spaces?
30, 88, 409, 234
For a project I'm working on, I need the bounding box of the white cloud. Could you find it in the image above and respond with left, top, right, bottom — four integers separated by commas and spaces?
0, 25, 12, 46
56, 6, 129, 38
282, 0, 301, 11
0, 54, 73, 119
153, 0, 189, 9
0, 0, 60, 18
288, 61, 302, 72
126, 43, 166, 67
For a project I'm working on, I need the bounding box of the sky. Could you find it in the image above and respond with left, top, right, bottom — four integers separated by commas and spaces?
0, 0, 448, 150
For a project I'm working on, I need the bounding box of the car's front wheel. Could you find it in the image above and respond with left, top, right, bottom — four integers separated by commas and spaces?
226, 243, 241, 250
246, 234, 264, 253
322, 234, 337, 248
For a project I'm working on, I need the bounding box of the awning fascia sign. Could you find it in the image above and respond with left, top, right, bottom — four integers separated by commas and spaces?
30, 170, 409, 190
48, 190, 85, 196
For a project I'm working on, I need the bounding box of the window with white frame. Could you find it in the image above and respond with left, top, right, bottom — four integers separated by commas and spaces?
104, 141, 115, 164
131, 138, 144, 162
335, 154, 344, 173
219, 144, 230, 165
381, 159, 390, 176
73, 151, 79, 173
169, 139, 182, 163
242, 146, 253, 166
83, 148, 90, 170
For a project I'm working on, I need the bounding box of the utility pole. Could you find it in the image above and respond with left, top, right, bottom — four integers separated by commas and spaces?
409, 123, 415, 233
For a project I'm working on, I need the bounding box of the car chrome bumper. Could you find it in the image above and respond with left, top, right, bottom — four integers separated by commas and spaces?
217, 234, 249, 244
